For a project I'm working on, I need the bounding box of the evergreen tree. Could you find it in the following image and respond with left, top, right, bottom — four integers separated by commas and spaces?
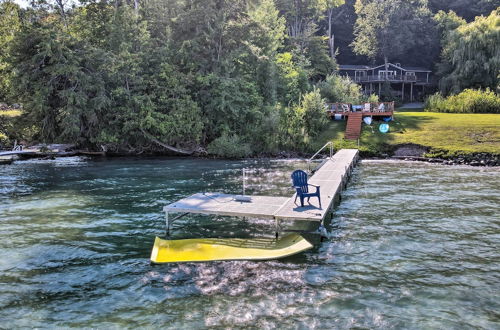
0, 0, 21, 103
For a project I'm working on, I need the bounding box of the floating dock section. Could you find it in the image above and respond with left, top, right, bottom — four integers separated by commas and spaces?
151, 149, 359, 263
151, 234, 313, 263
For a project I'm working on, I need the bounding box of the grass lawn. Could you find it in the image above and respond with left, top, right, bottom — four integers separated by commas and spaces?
313, 112, 500, 156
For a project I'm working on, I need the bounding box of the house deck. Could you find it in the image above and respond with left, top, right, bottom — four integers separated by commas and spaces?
326, 101, 395, 118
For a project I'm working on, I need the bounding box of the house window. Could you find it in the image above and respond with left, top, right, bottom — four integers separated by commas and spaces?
405, 71, 416, 81
355, 70, 367, 81
378, 70, 395, 80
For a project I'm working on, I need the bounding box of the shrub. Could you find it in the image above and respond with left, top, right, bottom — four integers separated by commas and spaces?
318, 74, 363, 104
207, 134, 252, 158
301, 89, 329, 138
366, 93, 379, 103
425, 88, 500, 113
276, 103, 307, 151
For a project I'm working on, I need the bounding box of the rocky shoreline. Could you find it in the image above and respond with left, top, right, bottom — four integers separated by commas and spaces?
390, 144, 498, 166
1, 143, 498, 167
391, 154, 498, 166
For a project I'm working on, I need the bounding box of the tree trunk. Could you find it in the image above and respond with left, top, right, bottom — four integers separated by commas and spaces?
134, 0, 139, 15
140, 128, 195, 155
384, 56, 389, 81
55, 0, 67, 26
327, 7, 345, 60
328, 9, 334, 59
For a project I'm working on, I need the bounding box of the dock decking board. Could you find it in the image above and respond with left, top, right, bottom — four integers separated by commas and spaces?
164, 193, 289, 219
162, 149, 359, 226
274, 149, 358, 222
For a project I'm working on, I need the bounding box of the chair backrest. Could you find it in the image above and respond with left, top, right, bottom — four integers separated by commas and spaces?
341, 103, 350, 112
363, 103, 371, 112
378, 103, 385, 111
291, 170, 309, 194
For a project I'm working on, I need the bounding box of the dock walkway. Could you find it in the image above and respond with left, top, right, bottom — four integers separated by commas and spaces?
162, 149, 359, 234
273, 148, 359, 222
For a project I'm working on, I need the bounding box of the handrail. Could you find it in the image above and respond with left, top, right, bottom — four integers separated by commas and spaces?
307, 141, 333, 172
326, 101, 395, 114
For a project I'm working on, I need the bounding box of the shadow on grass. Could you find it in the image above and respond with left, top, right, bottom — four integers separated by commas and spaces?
395, 108, 424, 112
312, 113, 438, 157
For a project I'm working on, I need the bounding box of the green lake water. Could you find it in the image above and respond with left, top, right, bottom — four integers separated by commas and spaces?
0, 157, 499, 328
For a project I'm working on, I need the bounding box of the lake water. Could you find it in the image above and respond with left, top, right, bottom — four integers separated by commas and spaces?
0, 157, 499, 328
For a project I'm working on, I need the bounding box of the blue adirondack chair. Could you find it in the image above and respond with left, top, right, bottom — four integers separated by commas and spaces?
291, 170, 321, 208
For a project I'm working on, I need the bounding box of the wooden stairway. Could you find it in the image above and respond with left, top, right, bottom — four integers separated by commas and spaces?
345, 113, 363, 140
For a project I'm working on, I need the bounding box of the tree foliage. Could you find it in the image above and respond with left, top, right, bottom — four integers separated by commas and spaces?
429, 0, 498, 22
425, 89, 500, 113
0, 1, 21, 102
351, 0, 438, 67
318, 74, 363, 103
0, 0, 497, 156
436, 8, 500, 95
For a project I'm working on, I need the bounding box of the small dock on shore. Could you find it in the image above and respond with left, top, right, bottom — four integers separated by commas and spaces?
163, 149, 360, 234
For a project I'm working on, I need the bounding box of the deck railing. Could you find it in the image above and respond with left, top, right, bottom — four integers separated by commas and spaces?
354, 75, 421, 83
326, 101, 395, 114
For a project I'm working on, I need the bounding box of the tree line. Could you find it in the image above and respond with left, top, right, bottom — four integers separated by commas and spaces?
0, 0, 498, 156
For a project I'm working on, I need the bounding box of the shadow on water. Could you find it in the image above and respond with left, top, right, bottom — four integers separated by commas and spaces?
0, 157, 499, 328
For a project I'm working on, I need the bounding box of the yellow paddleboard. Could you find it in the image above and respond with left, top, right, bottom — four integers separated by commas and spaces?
150, 234, 313, 263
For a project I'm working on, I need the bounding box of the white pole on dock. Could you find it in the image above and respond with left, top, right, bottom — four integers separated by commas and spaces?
242, 168, 246, 196
165, 211, 169, 237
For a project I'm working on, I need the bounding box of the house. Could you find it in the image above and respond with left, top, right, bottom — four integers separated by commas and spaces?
339, 63, 432, 102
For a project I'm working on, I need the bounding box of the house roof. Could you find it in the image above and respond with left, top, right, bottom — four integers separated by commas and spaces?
338, 64, 372, 70
403, 66, 432, 72
339, 63, 431, 72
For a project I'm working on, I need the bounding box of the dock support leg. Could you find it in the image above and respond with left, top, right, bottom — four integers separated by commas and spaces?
275, 218, 280, 239
165, 211, 170, 237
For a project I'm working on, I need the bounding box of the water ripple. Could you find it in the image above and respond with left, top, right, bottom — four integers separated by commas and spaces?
0, 158, 498, 328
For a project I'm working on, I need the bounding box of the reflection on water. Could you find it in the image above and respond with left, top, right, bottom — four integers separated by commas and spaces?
0, 157, 499, 328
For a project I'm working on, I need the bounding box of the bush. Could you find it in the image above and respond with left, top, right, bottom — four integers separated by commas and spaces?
301, 89, 329, 138
366, 93, 379, 103
425, 89, 500, 113
207, 134, 252, 158
276, 104, 307, 152
318, 74, 363, 104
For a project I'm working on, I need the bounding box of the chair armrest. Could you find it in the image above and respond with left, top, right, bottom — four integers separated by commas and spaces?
309, 184, 320, 194
307, 184, 319, 188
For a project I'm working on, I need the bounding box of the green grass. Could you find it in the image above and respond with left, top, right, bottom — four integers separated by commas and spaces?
395, 107, 424, 112
313, 112, 500, 157
0, 109, 22, 117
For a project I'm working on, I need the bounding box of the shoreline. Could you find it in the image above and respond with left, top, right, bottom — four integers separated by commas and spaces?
1, 148, 498, 167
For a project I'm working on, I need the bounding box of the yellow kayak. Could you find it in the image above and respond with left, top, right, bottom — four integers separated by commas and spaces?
150, 233, 313, 263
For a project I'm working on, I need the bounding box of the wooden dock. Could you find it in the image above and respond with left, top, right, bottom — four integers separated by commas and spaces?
162, 149, 359, 235
273, 149, 359, 222
164, 193, 289, 220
